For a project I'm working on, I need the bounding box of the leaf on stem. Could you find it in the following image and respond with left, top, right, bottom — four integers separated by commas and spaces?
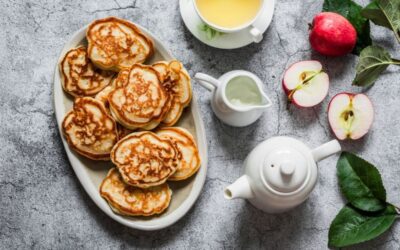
337, 152, 387, 212
353, 45, 398, 87
328, 204, 397, 248
362, 0, 400, 43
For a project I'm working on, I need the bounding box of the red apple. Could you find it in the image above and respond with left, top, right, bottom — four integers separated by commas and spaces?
328, 93, 374, 140
309, 12, 357, 56
282, 60, 329, 108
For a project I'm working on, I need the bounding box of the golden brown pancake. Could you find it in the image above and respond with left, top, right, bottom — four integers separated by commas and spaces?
152, 60, 192, 126
157, 127, 201, 181
95, 85, 114, 110
111, 131, 178, 188
152, 61, 169, 82
112, 68, 130, 88
100, 168, 172, 216
62, 97, 119, 160
87, 17, 154, 71
60, 46, 114, 97
95, 68, 130, 110
108, 64, 170, 130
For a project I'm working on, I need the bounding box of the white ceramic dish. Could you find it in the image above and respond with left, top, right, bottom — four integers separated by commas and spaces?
179, 0, 275, 49
53, 23, 208, 231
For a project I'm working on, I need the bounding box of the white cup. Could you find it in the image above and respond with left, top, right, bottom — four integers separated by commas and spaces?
192, 0, 265, 43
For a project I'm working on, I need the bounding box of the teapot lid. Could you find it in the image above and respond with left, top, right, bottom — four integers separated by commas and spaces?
261, 147, 309, 193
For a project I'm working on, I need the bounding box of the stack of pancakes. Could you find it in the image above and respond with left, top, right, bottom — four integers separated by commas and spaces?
60, 17, 200, 216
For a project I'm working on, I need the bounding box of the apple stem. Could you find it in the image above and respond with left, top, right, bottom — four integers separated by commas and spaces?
395, 205, 400, 214
391, 58, 400, 65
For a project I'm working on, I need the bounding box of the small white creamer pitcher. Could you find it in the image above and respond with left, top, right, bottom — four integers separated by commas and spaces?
195, 70, 272, 127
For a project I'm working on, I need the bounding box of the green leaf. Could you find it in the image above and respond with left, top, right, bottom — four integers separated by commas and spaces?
323, 0, 372, 55
328, 204, 397, 248
337, 152, 387, 212
362, 2, 392, 29
362, 0, 400, 43
353, 45, 400, 87
197, 23, 223, 40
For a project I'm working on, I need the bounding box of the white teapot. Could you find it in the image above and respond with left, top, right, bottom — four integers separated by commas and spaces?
224, 136, 341, 213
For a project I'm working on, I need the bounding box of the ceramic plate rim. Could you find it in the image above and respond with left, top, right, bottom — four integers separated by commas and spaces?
53, 23, 208, 231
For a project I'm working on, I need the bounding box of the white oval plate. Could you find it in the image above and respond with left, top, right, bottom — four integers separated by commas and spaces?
179, 0, 275, 49
53, 22, 208, 231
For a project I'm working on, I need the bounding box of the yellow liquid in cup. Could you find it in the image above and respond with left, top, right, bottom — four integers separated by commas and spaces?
195, 0, 262, 29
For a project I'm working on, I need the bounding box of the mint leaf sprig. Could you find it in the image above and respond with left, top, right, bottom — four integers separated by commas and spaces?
328, 152, 400, 248
198, 23, 224, 40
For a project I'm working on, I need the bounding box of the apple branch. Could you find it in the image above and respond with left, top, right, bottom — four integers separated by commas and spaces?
395, 205, 400, 215
391, 58, 400, 65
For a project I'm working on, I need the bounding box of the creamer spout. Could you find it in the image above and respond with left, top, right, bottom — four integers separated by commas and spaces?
257, 88, 273, 109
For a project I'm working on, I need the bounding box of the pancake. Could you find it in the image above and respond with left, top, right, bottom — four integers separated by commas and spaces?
108, 64, 170, 130
157, 127, 201, 181
87, 17, 154, 71
62, 97, 118, 160
95, 85, 114, 110
60, 46, 114, 97
152, 61, 169, 82
100, 168, 172, 216
154, 60, 192, 126
112, 67, 130, 88
111, 131, 178, 188
95, 68, 130, 110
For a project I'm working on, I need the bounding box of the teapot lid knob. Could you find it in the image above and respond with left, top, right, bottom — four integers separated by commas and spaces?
280, 162, 295, 176
262, 147, 309, 193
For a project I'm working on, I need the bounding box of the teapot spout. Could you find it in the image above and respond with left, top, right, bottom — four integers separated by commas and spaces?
224, 175, 254, 200
311, 140, 342, 162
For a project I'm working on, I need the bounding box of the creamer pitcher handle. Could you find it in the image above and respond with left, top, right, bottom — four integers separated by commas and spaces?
194, 73, 220, 92
312, 140, 342, 163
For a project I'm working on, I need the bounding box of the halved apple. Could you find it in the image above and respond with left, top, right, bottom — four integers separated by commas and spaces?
328, 93, 374, 140
282, 60, 329, 108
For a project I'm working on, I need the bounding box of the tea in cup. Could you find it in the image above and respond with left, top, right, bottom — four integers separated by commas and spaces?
193, 0, 265, 42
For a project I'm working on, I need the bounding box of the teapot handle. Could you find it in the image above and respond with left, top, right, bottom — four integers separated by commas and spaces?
311, 140, 341, 163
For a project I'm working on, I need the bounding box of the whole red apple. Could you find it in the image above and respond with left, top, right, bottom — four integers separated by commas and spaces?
309, 12, 357, 56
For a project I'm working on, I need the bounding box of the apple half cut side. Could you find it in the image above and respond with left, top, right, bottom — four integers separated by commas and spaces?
282, 60, 329, 108
328, 93, 374, 140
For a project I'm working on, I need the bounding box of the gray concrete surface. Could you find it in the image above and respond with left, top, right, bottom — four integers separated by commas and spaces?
1, 0, 399, 249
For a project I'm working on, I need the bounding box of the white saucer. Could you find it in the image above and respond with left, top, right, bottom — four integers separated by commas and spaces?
179, 0, 275, 49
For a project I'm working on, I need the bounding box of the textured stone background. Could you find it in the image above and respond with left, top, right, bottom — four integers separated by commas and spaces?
1, 0, 399, 249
